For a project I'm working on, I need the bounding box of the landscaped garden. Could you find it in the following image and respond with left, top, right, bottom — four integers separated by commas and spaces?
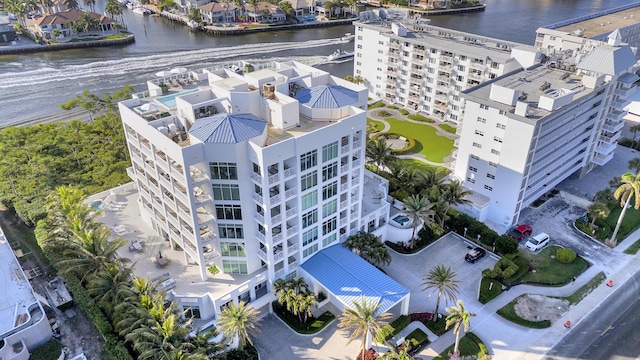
624, 238, 640, 254
367, 118, 385, 133
519, 246, 589, 285
433, 332, 489, 360
381, 117, 454, 163
272, 278, 335, 334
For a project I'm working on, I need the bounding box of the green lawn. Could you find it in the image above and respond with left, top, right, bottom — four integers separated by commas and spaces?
366, 118, 385, 133
383, 117, 455, 163
605, 206, 640, 240
439, 123, 457, 134
398, 159, 449, 175
478, 277, 502, 304
519, 246, 589, 285
425, 315, 448, 336
434, 332, 488, 359
369, 101, 385, 109
407, 114, 434, 123
624, 238, 640, 254
558, 271, 605, 305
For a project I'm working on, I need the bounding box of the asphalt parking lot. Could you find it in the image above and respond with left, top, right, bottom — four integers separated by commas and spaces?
381, 232, 498, 315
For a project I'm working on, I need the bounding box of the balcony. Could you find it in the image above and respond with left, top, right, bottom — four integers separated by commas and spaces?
272, 213, 282, 224
284, 167, 295, 178
287, 226, 298, 236
268, 173, 280, 185
274, 268, 286, 278
591, 152, 614, 166
353, 140, 362, 148
341, 164, 349, 173
386, 78, 398, 86
256, 231, 265, 241
255, 212, 265, 223
250, 172, 262, 183
470, 62, 485, 71
340, 182, 348, 192
600, 132, 621, 144
440, 54, 453, 62
595, 142, 616, 156
615, 87, 636, 98
190, 171, 208, 184
287, 243, 299, 253
286, 207, 297, 218
285, 187, 297, 199
602, 121, 624, 133
351, 195, 358, 203
341, 145, 350, 154
252, 193, 263, 203
203, 249, 219, 261
288, 260, 299, 269
388, 42, 401, 49
257, 247, 268, 262
270, 194, 281, 204
274, 251, 285, 262
607, 110, 625, 122
612, 98, 631, 109
340, 200, 348, 208
468, 73, 483, 81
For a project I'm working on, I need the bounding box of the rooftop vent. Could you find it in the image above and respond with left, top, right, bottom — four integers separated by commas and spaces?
539, 81, 551, 91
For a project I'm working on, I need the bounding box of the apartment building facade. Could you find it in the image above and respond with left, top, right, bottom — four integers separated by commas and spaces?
0, 231, 52, 360
454, 42, 638, 229
118, 61, 392, 319
353, 21, 541, 125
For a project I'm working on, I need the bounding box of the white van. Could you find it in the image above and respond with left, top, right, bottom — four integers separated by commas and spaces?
525, 233, 550, 252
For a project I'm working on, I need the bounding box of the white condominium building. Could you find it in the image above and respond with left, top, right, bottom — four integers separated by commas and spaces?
353, 20, 541, 125
453, 40, 638, 230
0, 230, 52, 360
118, 61, 393, 320
536, 2, 640, 58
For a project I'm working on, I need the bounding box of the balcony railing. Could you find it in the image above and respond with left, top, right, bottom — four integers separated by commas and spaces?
250, 172, 262, 183
287, 243, 299, 253
340, 200, 348, 208
284, 168, 295, 178
273, 232, 284, 243
340, 183, 348, 192
268, 173, 280, 185
287, 226, 298, 236
256, 232, 265, 241
353, 140, 362, 148
256, 212, 265, 223
286, 207, 296, 218
341, 145, 350, 154
252, 193, 263, 203
341, 164, 349, 173
274, 268, 285, 278
285, 188, 296, 199
288, 260, 299, 269
272, 214, 282, 224
270, 194, 281, 203
257, 247, 268, 262
274, 251, 285, 262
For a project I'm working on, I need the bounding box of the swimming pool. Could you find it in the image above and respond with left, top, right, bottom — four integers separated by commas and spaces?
155, 89, 198, 109
390, 214, 412, 229
91, 200, 103, 211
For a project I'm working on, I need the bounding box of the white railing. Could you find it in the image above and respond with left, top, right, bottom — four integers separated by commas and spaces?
274, 251, 285, 262
255, 213, 265, 223
353, 140, 362, 148
285, 188, 296, 199
341, 164, 349, 173
288, 261, 298, 269
286, 207, 296, 218
341, 145, 350, 154
284, 168, 295, 178
340, 200, 348, 209
272, 214, 282, 224
269, 173, 280, 184
250, 172, 262, 183
257, 248, 268, 261
273, 232, 283, 243
287, 226, 298, 236
253, 193, 263, 203
270, 194, 281, 203
256, 232, 265, 241
274, 268, 285, 278
288, 243, 299, 253
340, 183, 348, 192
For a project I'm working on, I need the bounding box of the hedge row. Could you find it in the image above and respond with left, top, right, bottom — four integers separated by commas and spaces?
445, 210, 519, 255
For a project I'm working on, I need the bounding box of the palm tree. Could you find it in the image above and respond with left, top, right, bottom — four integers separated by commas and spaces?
442, 180, 472, 215
631, 124, 640, 148
609, 173, 640, 246
292, 292, 317, 323
344, 232, 391, 266
445, 300, 476, 358
127, 311, 192, 360
403, 195, 434, 248
64, 0, 79, 9
421, 264, 460, 322
587, 202, 610, 228
87, 264, 134, 313
338, 296, 392, 358
381, 340, 416, 360
82, 0, 95, 11
629, 158, 640, 176
366, 138, 393, 173
217, 301, 261, 351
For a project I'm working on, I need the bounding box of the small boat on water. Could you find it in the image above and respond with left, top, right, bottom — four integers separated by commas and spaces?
341, 32, 355, 42
132, 6, 151, 15
187, 20, 199, 29
327, 49, 354, 61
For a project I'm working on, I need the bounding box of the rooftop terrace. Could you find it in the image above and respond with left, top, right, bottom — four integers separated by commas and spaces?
544, 2, 640, 39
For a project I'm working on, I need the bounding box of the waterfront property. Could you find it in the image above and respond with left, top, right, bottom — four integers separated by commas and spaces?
112, 60, 399, 322
0, 230, 53, 360
0, 15, 16, 43
33, 9, 118, 40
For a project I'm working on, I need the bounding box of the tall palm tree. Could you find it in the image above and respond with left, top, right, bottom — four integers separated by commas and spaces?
381, 340, 416, 360
445, 300, 476, 357
82, 0, 95, 11
126, 304, 193, 360
344, 232, 391, 266
629, 158, 640, 176
87, 264, 134, 313
217, 301, 261, 351
366, 138, 394, 173
421, 264, 460, 322
631, 124, 640, 148
338, 296, 391, 358
609, 173, 640, 246
403, 195, 434, 248
64, 0, 79, 9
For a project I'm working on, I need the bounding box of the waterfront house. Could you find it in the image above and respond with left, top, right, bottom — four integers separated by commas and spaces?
198, 2, 239, 23
34, 9, 116, 39
244, 2, 286, 23
0, 15, 16, 43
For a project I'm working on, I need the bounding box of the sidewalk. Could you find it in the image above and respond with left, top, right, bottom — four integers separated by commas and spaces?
415, 225, 640, 359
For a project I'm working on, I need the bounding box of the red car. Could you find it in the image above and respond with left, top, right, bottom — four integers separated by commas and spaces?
508, 224, 532, 241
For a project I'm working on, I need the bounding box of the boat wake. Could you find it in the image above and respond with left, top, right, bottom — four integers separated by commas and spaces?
0, 38, 341, 89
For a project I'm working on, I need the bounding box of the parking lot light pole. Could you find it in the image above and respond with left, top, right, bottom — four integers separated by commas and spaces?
492, 241, 496, 253
464, 227, 468, 238
477, 234, 481, 243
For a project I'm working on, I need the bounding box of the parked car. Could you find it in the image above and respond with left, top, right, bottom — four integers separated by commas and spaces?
508, 224, 533, 241
465, 247, 486, 263
525, 233, 550, 252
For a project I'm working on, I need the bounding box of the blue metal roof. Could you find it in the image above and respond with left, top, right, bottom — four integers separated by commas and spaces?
301, 245, 409, 315
189, 113, 266, 144
295, 85, 358, 109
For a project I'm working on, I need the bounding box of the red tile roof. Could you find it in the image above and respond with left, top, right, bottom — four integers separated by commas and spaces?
34, 9, 115, 26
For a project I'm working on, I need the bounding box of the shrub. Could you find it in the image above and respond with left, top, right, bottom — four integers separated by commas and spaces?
376, 324, 395, 342
377, 110, 392, 117
495, 234, 518, 254
408, 114, 434, 123
556, 248, 577, 264
316, 291, 327, 302
409, 312, 433, 324
387, 105, 399, 109
30, 339, 62, 360
369, 101, 385, 109
485, 256, 519, 281
390, 314, 411, 332
400, 109, 409, 115
392, 189, 409, 201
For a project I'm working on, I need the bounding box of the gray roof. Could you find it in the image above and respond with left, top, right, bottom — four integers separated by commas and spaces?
301, 245, 409, 315
296, 85, 358, 109
189, 113, 266, 144
577, 45, 637, 76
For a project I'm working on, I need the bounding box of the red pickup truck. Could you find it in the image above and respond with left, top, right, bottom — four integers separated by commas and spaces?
508, 224, 532, 241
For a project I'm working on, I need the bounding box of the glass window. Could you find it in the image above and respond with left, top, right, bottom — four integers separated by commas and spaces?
322, 217, 336, 235
301, 192, 318, 211
300, 150, 317, 171
323, 233, 337, 247
222, 259, 248, 274
303, 244, 318, 258
322, 142, 338, 162
301, 171, 317, 191
302, 228, 318, 246
212, 184, 240, 200
322, 163, 338, 182
218, 224, 244, 239
302, 209, 318, 228
216, 205, 242, 220
322, 182, 338, 200
322, 199, 337, 218
220, 242, 246, 256
209, 162, 238, 180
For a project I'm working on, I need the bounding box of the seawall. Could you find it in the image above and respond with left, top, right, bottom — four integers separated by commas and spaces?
0, 34, 135, 55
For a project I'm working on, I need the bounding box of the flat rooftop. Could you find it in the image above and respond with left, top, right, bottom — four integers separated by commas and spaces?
356, 22, 530, 61
545, 3, 640, 39
87, 185, 267, 301
463, 65, 594, 121
0, 231, 36, 337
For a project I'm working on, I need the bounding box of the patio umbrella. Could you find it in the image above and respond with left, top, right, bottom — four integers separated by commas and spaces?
171, 67, 188, 75
155, 70, 172, 79
140, 103, 160, 112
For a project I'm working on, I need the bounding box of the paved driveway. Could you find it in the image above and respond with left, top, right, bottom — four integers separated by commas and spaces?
253, 311, 361, 360
380, 232, 497, 316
